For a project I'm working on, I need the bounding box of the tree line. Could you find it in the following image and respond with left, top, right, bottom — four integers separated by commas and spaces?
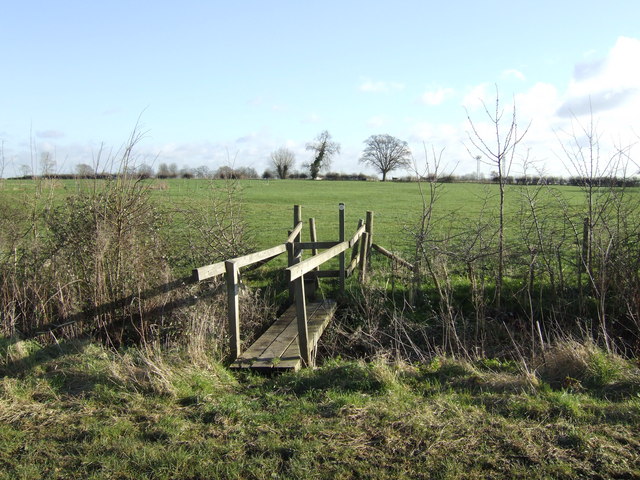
9, 128, 639, 186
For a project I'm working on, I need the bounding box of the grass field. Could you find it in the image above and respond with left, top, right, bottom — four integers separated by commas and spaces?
0, 176, 594, 253
1, 339, 639, 479
2, 177, 640, 478
149, 178, 588, 251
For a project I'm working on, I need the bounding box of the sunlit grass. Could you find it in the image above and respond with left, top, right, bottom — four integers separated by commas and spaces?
1, 340, 639, 479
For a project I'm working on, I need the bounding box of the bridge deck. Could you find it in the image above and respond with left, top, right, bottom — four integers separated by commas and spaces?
230, 299, 337, 371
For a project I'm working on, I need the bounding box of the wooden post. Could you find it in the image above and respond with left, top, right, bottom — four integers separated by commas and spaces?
309, 217, 318, 257
308, 217, 320, 297
294, 205, 302, 243
288, 205, 303, 301
225, 260, 241, 360
338, 203, 345, 294
365, 211, 374, 254
350, 219, 364, 267
294, 275, 311, 367
287, 241, 296, 301
359, 231, 369, 282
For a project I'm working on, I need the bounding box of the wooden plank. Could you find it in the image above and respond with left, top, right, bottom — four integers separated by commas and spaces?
230, 300, 337, 371
366, 211, 374, 246
225, 261, 241, 360
294, 276, 310, 366
287, 222, 303, 243
360, 232, 369, 282
250, 327, 299, 369
230, 313, 294, 368
371, 243, 414, 271
346, 257, 358, 277
350, 219, 364, 264
276, 300, 336, 370
229, 244, 287, 269
308, 270, 340, 278
194, 244, 287, 281
286, 240, 350, 281
192, 261, 225, 282
366, 211, 374, 262
295, 241, 339, 250
339, 203, 345, 294
348, 223, 366, 247
309, 218, 318, 256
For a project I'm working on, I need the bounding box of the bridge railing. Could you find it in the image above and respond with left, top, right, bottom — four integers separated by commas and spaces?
192, 203, 374, 363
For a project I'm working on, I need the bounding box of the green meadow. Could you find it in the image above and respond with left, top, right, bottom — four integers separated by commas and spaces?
0, 176, 592, 253
2, 177, 640, 479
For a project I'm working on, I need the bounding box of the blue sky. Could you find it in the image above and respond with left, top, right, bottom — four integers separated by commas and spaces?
1, 0, 640, 178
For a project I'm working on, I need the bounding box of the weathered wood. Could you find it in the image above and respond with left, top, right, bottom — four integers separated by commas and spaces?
366, 210, 374, 261
348, 223, 366, 247
249, 311, 300, 369
277, 301, 332, 369
350, 219, 364, 263
309, 218, 318, 256
230, 300, 336, 371
294, 276, 310, 366
286, 240, 350, 281
295, 241, 340, 250
195, 244, 287, 281
192, 261, 226, 282
231, 313, 293, 368
308, 270, 340, 278
339, 203, 345, 294
287, 222, 303, 243
229, 244, 287, 269
372, 243, 414, 271
359, 232, 369, 282
225, 261, 241, 360
346, 257, 359, 277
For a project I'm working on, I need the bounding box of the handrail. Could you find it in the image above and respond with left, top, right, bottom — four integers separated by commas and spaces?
193, 244, 287, 281
286, 240, 350, 282
371, 243, 415, 271
287, 222, 303, 243
191, 204, 374, 367
229, 244, 287, 269
349, 223, 366, 247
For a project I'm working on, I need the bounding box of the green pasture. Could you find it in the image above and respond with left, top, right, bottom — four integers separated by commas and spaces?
1, 176, 630, 282
1, 177, 634, 268
152, 178, 589, 250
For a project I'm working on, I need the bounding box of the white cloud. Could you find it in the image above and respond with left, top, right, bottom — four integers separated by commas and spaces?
558, 36, 640, 118
36, 130, 65, 139
420, 87, 455, 105
462, 82, 493, 110
359, 79, 405, 93
501, 69, 526, 81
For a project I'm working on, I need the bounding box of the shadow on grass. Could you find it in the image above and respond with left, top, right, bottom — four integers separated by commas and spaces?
273, 361, 387, 396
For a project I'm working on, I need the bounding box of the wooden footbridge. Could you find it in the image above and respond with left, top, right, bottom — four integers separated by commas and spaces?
192, 204, 375, 371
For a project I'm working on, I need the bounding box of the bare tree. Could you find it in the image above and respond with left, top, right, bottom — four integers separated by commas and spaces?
75, 163, 95, 177
305, 130, 340, 179
360, 134, 412, 181
270, 147, 295, 179
466, 88, 529, 308
157, 162, 178, 178
194, 165, 211, 179
40, 151, 56, 177
137, 163, 155, 179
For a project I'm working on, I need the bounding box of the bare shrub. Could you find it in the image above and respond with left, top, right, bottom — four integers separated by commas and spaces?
175, 178, 254, 273
320, 283, 432, 363
536, 339, 637, 389
1, 128, 182, 348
